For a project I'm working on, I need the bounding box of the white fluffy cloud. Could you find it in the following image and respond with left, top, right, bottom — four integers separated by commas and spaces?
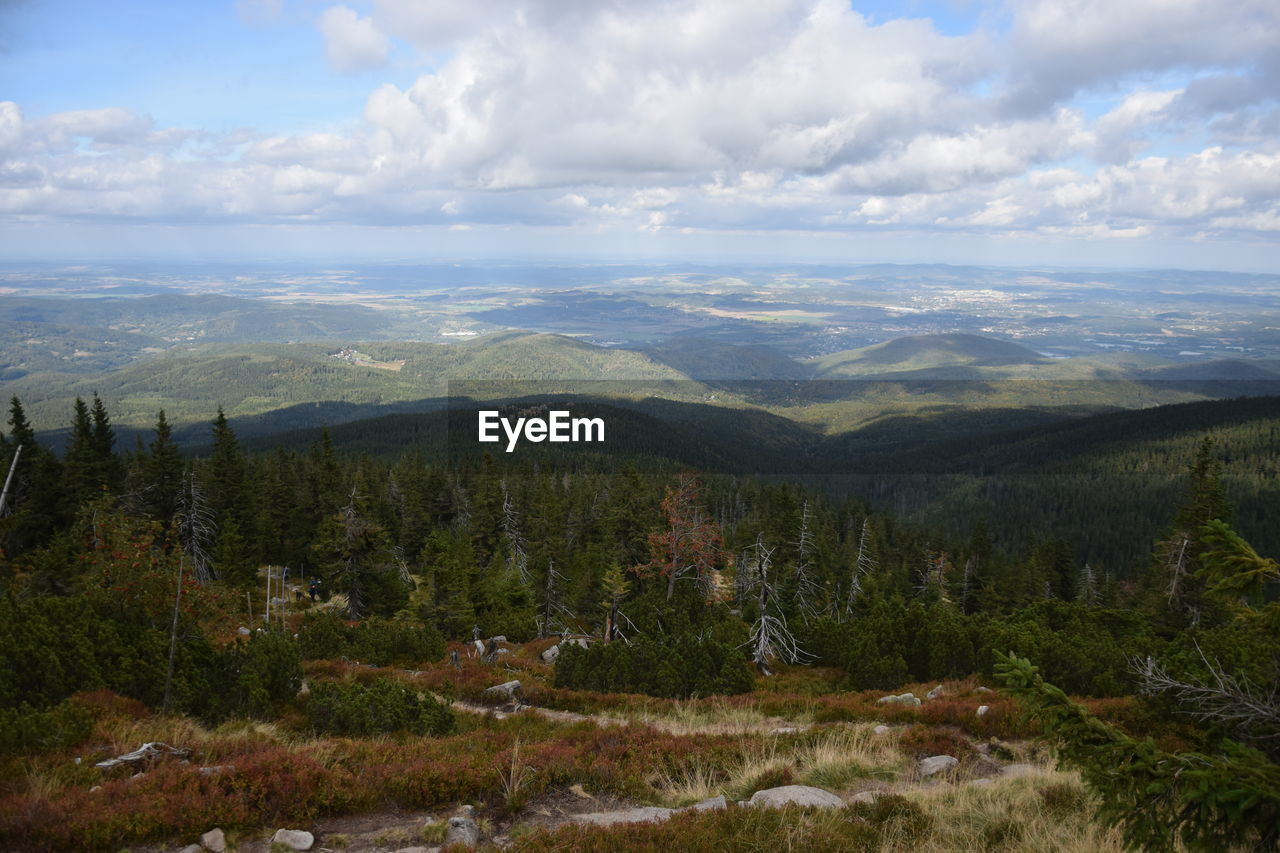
318, 5, 390, 73
2, 0, 1278, 252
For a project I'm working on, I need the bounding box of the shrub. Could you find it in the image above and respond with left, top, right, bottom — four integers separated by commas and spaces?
554, 634, 752, 699
297, 612, 444, 667
0, 699, 93, 755
200, 630, 303, 721
307, 677, 455, 737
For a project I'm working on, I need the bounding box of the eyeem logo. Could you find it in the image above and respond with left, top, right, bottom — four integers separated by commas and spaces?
477, 410, 605, 452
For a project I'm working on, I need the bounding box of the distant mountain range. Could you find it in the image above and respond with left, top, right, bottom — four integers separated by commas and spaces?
10, 330, 1280, 443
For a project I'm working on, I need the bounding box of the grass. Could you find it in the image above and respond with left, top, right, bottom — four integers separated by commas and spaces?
648, 725, 909, 806
0, 652, 1167, 852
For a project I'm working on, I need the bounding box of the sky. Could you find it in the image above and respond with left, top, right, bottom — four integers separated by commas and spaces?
0, 0, 1278, 270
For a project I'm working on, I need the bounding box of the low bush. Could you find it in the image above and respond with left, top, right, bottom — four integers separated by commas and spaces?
554, 635, 753, 699
298, 612, 444, 667
0, 699, 93, 755
307, 677, 455, 737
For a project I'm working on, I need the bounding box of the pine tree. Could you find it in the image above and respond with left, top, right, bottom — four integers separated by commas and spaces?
63, 398, 98, 508
144, 410, 183, 526
89, 394, 120, 493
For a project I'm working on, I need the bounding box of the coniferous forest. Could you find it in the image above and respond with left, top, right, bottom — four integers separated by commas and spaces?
1, 392, 1277, 851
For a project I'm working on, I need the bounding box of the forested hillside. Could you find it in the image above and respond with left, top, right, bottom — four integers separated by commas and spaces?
1, 392, 1277, 851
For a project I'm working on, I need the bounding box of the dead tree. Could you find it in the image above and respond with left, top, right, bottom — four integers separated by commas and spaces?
540, 558, 574, 637
500, 480, 530, 585
164, 470, 216, 713
792, 500, 821, 624
0, 444, 22, 516
844, 517, 878, 617
742, 534, 808, 676
1133, 644, 1280, 756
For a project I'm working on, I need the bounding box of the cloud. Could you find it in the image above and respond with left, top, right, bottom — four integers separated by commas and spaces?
318, 5, 390, 73
1, 0, 1278, 257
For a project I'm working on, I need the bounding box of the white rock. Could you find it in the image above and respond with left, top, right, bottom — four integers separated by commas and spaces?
573, 807, 674, 826
975, 686, 993, 694
175, 845, 202, 853
877, 692, 921, 706
444, 814, 480, 847
687, 795, 727, 812
971, 778, 993, 786
748, 785, 844, 809
490, 635, 508, 644
541, 644, 560, 663
201, 827, 226, 852
918, 755, 959, 777
873, 724, 891, 735
393, 847, 439, 853
270, 828, 314, 851
769, 726, 801, 735
850, 790, 887, 805
926, 684, 944, 700
483, 680, 521, 700
976, 705, 989, 717
237, 626, 251, 636
1001, 763, 1038, 777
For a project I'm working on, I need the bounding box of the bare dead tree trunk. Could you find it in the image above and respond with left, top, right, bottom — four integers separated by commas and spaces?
0, 444, 22, 516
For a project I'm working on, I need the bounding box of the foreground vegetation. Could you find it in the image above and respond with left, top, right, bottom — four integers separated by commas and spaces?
1, 395, 1277, 850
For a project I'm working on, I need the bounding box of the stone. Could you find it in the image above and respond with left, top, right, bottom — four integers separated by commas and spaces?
443, 815, 480, 848
976, 705, 989, 717
926, 684, 944, 700
393, 847, 439, 853
971, 778, 993, 787
89, 785, 102, 793
873, 725, 891, 735
748, 785, 844, 809
496, 647, 511, 655
918, 755, 959, 777
769, 726, 801, 735
850, 790, 887, 805
175, 845, 202, 853
876, 692, 920, 706
573, 807, 674, 826
198, 765, 235, 776
237, 626, 251, 636
490, 635, 508, 644
1001, 763, 1038, 777
201, 827, 226, 852
975, 686, 993, 694
270, 828, 314, 851
483, 680, 521, 701
540, 644, 560, 663
687, 795, 727, 812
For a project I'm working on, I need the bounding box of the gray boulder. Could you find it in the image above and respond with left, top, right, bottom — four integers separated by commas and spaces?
686, 795, 727, 812
175, 846, 202, 853
748, 785, 844, 809
872, 724, 891, 735
444, 814, 480, 848
877, 692, 921, 706
270, 828, 314, 851
976, 705, 989, 717
200, 827, 226, 852
926, 684, 945, 700
975, 686, 993, 694
850, 790, 888, 805
540, 644, 560, 663
573, 807, 674, 826
918, 755, 959, 778
483, 680, 521, 701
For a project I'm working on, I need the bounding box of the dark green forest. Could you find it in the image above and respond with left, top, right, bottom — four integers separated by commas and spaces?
2, 393, 1277, 705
